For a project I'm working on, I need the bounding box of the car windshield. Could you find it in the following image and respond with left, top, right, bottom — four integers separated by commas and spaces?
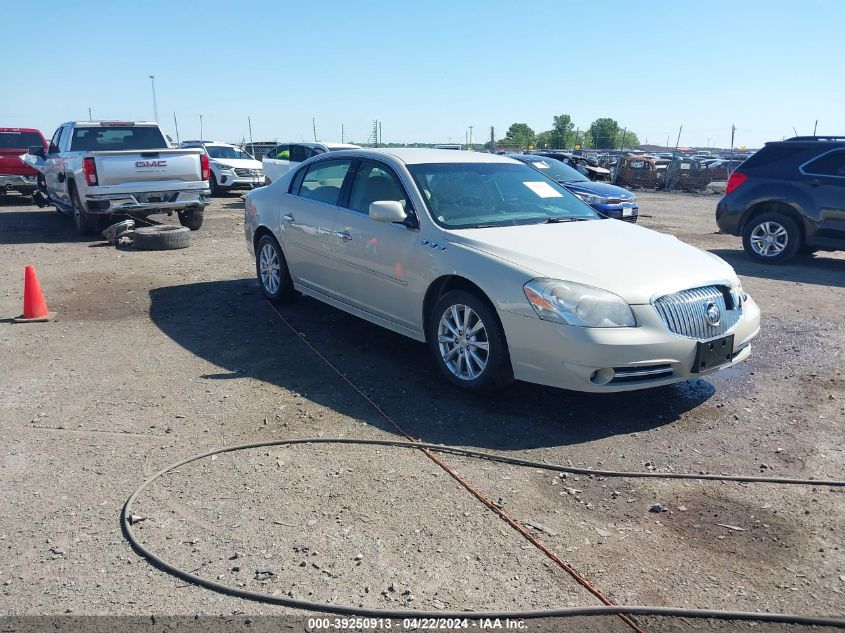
0, 131, 43, 149
206, 146, 253, 160
408, 162, 599, 229
519, 157, 588, 183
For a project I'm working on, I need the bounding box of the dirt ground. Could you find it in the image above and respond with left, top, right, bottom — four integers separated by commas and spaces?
1, 190, 843, 632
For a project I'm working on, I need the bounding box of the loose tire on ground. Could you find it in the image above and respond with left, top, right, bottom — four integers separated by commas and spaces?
179, 210, 204, 230
427, 289, 513, 392
255, 234, 295, 303
742, 211, 801, 264
132, 225, 191, 250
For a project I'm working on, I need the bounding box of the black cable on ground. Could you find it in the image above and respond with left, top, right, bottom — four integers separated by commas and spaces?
122, 437, 845, 628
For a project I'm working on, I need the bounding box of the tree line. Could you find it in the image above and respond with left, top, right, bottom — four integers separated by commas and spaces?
486, 115, 640, 151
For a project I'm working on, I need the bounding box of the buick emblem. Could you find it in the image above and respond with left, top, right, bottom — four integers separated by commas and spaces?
704, 302, 721, 326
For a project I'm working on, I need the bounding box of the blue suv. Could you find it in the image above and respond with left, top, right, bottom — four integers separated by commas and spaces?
716, 136, 845, 263
506, 154, 638, 222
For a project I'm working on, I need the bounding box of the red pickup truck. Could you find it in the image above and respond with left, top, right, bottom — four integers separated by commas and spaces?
0, 127, 47, 199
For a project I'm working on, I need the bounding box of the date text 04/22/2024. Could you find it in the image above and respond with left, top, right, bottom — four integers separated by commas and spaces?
306, 617, 528, 630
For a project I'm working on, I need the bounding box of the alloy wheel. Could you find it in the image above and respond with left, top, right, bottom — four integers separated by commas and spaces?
437, 304, 489, 381
259, 243, 281, 295
749, 221, 788, 257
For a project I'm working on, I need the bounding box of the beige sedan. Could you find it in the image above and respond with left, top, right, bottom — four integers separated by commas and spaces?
244, 149, 759, 392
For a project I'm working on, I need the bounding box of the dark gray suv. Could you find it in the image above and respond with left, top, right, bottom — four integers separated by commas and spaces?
716, 136, 845, 263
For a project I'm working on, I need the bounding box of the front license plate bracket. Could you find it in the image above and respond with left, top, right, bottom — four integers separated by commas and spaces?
692, 334, 734, 373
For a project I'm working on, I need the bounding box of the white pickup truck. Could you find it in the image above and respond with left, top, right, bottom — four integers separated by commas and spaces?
24, 121, 210, 235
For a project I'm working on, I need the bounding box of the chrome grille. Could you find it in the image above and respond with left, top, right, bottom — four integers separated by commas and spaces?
652, 285, 740, 339
235, 168, 261, 177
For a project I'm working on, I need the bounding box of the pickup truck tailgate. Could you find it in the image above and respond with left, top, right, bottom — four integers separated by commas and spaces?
92, 149, 203, 187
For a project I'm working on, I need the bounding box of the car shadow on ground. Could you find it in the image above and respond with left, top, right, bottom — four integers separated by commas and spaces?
149, 279, 716, 451
0, 206, 92, 245
710, 248, 845, 289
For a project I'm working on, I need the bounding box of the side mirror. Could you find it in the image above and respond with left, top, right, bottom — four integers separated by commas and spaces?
29, 145, 46, 159
369, 200, 407, 223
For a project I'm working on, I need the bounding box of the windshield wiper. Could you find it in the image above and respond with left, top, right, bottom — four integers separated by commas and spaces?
543, 217, 591, 223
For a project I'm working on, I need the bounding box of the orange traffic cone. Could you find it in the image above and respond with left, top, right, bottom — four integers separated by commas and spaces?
14, 265, 56, 323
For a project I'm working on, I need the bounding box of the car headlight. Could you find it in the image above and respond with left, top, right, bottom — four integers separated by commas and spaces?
524, 279, 636, 327
574, 192, 608, 205
212, 162, 232, 172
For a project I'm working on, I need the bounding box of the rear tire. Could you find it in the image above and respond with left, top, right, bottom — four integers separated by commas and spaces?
428, 290, 513, 392
178, 210, 204, 230
742, 211, 801, 264
256, 234, 294, 304
70, 186, 99, 235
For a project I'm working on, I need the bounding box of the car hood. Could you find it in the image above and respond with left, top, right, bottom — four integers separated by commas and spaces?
447, 219, 738, 304
560, 180, 635, 199
212, 158, 262, 169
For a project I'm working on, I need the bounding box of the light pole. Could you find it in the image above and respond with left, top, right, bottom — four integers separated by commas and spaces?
200, 114, 203, 140
149, 75, 159, 122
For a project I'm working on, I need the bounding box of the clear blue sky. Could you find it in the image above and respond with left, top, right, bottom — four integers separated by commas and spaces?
3, 0, 842, 149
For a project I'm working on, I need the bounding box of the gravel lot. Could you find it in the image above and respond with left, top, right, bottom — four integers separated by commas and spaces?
1, 190, 843, 631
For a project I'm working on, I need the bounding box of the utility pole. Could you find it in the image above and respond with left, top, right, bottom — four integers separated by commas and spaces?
88, 107, 92, 121
149, 75, 159, 122
312, 117, 317, 142
619, 127, 627, 152
378, 122, 382, 146
173, 112, 180, 145
469, 125, 473, 151
248, 116, 254, 156
371, 120, 379, 147
814, 120, 818, 135
341, 124, 344, 143
675, 125, 683, 149
489, 126, 495, 153
199, 114, 203, 140
730, 124, 736, 171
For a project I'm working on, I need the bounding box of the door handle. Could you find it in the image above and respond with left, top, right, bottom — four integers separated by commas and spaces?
282, 213, 295, 222
809, 179, 821, 187
334, 230, 352, 241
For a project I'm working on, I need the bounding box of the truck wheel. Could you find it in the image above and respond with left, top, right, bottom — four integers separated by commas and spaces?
178, 210, 204, 230
742, 211, 801, 264
70, 186, 99, 235
132, 225, 191, 250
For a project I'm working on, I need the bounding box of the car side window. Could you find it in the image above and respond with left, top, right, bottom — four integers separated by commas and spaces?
48, 127, 62, 154
297, 160, 353, 206
347, 161, 411, 215
290, 145, 313, 163
804, 150, 845, 177
268, 144, 290, 160
289, 166, 307, 194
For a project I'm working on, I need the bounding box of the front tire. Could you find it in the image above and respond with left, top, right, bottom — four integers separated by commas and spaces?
428, 290, 513, 392
742, 211, 801, 264
256, 235, 294, 304
208, 173, 220, 197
